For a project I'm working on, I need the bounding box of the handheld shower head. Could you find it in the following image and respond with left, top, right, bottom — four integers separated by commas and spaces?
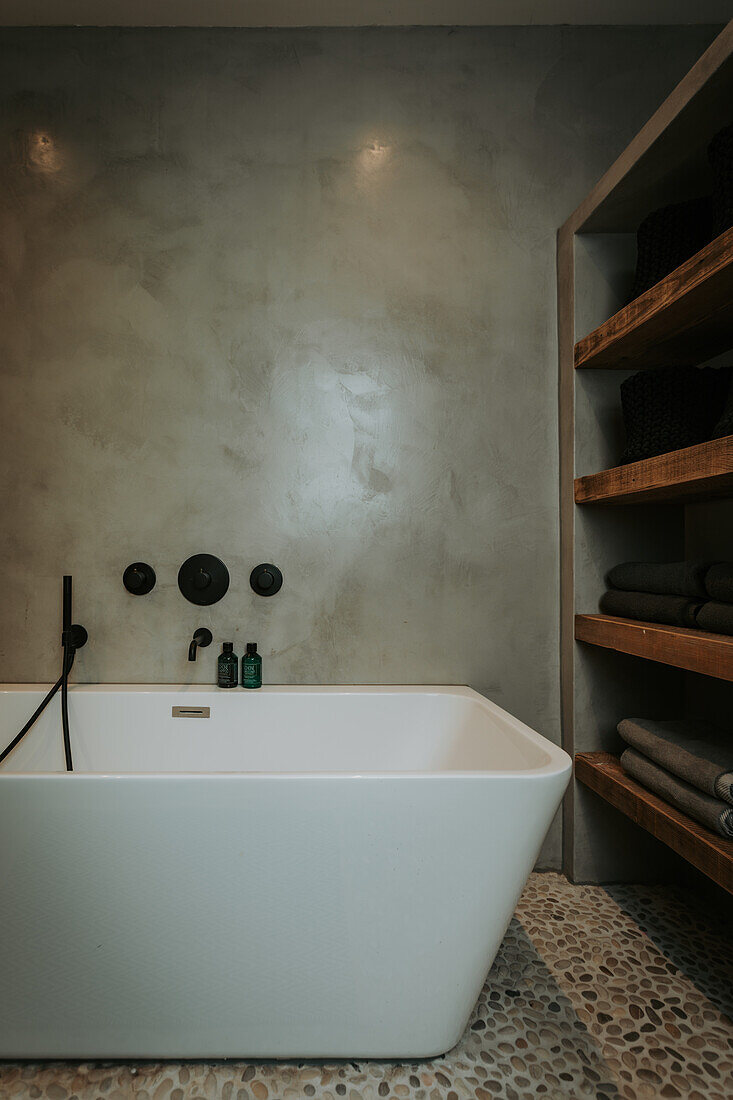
61, 575, 88, 651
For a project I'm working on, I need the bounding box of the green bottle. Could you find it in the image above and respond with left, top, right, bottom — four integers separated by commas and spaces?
241, 642, 262, 689
217, 642, 238, 688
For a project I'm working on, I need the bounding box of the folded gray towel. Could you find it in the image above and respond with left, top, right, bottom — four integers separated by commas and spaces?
618, 718, 733, 805
599, 589, 702, 628
621, 748, 733, 838
705, 563, 733, 604
607, 560, 712, 598
695, 601, 733, 636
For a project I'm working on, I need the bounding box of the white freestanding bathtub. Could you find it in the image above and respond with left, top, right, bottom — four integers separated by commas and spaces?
0, 685, 570, 1059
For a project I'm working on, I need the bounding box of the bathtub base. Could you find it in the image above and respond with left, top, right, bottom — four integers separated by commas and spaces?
0, 775, 559, 1058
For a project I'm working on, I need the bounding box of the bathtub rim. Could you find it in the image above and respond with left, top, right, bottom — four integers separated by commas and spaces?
0, 683, 572, 781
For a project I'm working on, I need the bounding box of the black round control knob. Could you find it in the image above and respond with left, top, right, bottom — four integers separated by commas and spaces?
123, 562, 156, 595
250, 563, 283, 597
178, 554, 229, 606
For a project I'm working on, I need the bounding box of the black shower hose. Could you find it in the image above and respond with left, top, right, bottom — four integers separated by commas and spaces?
0, 646, 76, 770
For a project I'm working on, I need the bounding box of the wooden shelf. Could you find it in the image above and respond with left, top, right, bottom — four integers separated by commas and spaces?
570, 28, 733, 234
574, 435, 733, 505
575, 614, 733, 681
575, 752, 733, 894
560, 26, 733, 885
574, 226, 733, 370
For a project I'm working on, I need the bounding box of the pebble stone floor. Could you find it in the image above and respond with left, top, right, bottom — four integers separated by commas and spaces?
1, 873, 731, 1100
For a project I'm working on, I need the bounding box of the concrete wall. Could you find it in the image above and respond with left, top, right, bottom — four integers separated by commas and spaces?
0, 26, 717, 865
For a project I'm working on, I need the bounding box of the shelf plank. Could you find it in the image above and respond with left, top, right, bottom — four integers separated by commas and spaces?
574, 226, 733, 370
563, 25, 733, 235
575, 752, 733, 894
575, 614, 733, 681
574, 435, 733, 505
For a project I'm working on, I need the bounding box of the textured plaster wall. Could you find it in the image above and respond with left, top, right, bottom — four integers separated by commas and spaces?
0, 26, 717, 863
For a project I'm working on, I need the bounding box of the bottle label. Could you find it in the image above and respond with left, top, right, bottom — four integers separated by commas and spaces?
242, 660, 262, 687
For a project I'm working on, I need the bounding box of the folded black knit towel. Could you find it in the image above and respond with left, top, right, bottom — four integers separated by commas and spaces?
607, 560, 712, 598
620, 365, 731, 464
709, 374, 733, 440
629, 199, 713, 301
709, 121, 733, 238
599, 589, 702, 628
705, 563, 733, 604
618, 718, 733, 805
695, 601, 733, 636
621, 748, 733, 839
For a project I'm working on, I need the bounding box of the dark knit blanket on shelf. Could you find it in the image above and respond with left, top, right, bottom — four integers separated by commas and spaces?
606, 560, 712, 598
599, 589, 702, 628
602, 561, 733, 635
620, 365, 731, 464
695, 601, 733, 636
705, 562, 733, 603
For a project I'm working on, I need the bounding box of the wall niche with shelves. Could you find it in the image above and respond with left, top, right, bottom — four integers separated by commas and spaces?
558, 21, 733, 891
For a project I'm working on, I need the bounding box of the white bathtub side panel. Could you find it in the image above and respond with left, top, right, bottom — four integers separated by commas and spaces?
0, 771, 568, 1058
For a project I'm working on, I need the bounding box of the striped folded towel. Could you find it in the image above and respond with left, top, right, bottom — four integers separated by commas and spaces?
621, 748, 733, 839
618, 718, 733, 806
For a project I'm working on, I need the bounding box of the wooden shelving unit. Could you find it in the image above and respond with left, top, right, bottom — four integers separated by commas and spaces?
575, 226, 733, 370
575, 753, 733, 895
574, 435, 733, 505
575, 614, 733, 680
559, 22, 733, 886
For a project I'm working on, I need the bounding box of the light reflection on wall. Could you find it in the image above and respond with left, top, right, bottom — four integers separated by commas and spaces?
356, 138, 393, 184
264, 351, 400, 534
27, 132, 64, 173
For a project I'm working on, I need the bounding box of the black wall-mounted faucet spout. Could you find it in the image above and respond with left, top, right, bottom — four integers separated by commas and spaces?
188, 627, 213, 661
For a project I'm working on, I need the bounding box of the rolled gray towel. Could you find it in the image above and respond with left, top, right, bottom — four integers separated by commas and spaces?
705, 563, 733, 604
618, 718, 733, 805
607, 560, 712, 598
600, 589, 702, 628
695, 601, 733, 636
621, 748, 733, 838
